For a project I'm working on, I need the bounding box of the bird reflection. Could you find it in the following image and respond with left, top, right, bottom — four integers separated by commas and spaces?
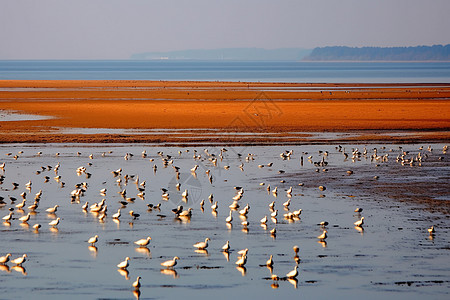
20, 222, 30, 229
132, 289, 141, 300
0, 265, 10, 273
241, 227, 249, 234
88, 246, 98, 257
211, 210, 218, 218
195, 249, 209, 256
236, 266, 247, 276
226, 223, 232, 230
287, 278, 298, 289
113, 218, 120, 228
318, 240, 327, 248
117, 268, 129, 280
354, 226, 364, 235
222, 251, 230, 262
12, 266, 27, 276
270, 283, 279, 289
3, 221, 11, 227
50, 227, 59, 234
135, 247, 151, 257
160, 268, 179, 278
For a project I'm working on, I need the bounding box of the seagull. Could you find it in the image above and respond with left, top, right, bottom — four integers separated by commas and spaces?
179, 208, 193, 217
129, 210, 140, 219
428, 226, 435, 235
112, 209, 121, 219
2, 212, 13, 222
117, 257, 130, 269
48, 217, 61, 227
19, 213, 31, 223
46, 205, 59, 213
132, 276, 141, 290
260, 216, 268, 224
88, 235, 98, 246
134, 237, 152, 247
11, 254, 27, 266
225, 211, 233, 223
354, 207, 363, 213
222, 241, 230, 252
193, 238, 210, 250
0, 253, 11, 265
33, 223, 41, 231
286, 265, 298, 278
266, 255, 274, 267
235, 254, 247, 267
161, 256, 179, 268
354, 217, 365, 227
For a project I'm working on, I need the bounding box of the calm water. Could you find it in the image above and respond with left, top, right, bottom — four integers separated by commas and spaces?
0, 143, 448, 299
1, 61, 450, 83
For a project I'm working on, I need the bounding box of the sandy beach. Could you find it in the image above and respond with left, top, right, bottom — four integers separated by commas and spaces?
0, 80, 449, 144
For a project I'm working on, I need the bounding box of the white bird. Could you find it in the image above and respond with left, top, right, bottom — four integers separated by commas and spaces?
112, 209, 121, 219
48, 217, 60, 227
266, 255, 274, 267
222, 241, 230, 252
237, 248, 248, 257
19, 213, 31, 223
0, 253, 11, 264
11, 254, 27, 266
117, 257, 130, 269
2, 212, 13, 221
260, 216, 268, 224
46, 205, 59, 213
193, 238, 210, 250
286, 265, 298, 278
354, 217, 365, 227
134, 237, 152, 247
161, 256, 179, 268
179, 208, 193, 217
428, 226, 435, 235
88, 235, 98, 246
225, 211, 233, 223
132, 276, 141, 290
235, 254, 247, 267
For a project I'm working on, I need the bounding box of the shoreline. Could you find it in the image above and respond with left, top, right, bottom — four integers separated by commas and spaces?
1, 80, 449, 144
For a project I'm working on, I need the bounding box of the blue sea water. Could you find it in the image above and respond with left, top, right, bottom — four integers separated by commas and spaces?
0, 60, 450, 83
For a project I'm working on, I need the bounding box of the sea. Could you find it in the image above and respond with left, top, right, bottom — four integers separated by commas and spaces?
1, 60, 450, 83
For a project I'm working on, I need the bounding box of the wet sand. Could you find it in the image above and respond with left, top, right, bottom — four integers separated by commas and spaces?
0, 80, 449, 144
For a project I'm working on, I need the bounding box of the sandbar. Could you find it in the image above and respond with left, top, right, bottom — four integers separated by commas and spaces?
0, 80, 449, 144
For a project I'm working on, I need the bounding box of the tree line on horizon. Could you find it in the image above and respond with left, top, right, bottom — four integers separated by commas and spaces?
303, 44, 450, 61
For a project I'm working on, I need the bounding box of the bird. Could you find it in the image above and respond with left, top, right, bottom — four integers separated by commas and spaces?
235, 254, 247, 267
112, 209, 121, 219
266, 255, 274, 267
132, 276, 141, 290
2, 212, 13, 222
161, 256, 179, 268
179, 208, 193, 217
33, 224, 41, 231
0, 253, 11, 265
46, 205, 59, 213
88, 235, 98, 246
11, 254, 27, 266
428, 226, 435, 235
129, 210, 140, 219
237, 248, 248, 257
222, 241, 230, 252
225, 211, 233, 223
354, 217, 365, 227
19, 213, 31, 223
48, 217, 60, 227
354, 207, 363, 213
293, 245, 299, 255
134, 237, 152, 247
317, 230, 327, 241
81, 202, 89, 211
286, 265, 298, 278
117, 257, 130, 269
193, 238, 210, 250
260, 216, 268, 225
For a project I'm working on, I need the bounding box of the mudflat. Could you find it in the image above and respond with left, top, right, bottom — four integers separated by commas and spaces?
0, 80, 449, 144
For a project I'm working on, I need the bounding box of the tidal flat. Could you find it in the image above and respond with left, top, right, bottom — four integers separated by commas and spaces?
0, 143, 448, 300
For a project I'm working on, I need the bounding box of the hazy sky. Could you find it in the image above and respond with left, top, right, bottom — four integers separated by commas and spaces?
1, 0, 450, 59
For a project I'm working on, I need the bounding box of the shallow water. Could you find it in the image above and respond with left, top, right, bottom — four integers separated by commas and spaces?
0, 143, 448, 299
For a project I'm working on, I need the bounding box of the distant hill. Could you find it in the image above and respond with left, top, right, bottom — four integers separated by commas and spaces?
303, 44, 450, 61
131, 48, 312, 61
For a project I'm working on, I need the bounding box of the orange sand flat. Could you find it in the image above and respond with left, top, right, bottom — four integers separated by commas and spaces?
0, 80, 449, 144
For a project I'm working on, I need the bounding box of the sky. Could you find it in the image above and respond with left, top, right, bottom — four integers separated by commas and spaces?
1, 0, 450, 59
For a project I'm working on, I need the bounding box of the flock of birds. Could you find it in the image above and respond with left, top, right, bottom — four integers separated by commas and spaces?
0, 144, 446, 296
